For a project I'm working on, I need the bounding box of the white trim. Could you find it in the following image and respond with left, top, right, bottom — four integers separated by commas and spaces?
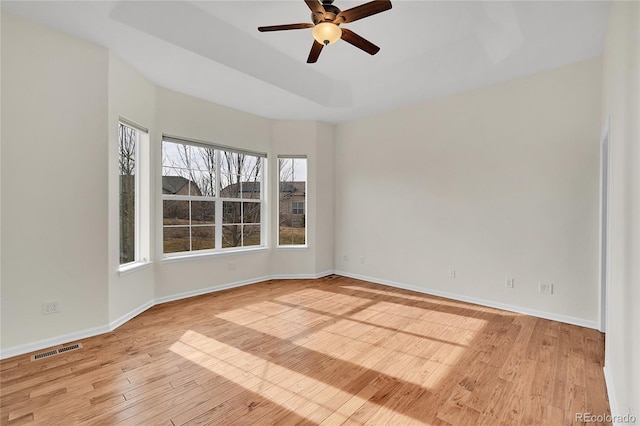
1, 269, 599, 359
334, 270, 600, 330
118, 260, 153, 276
270, 271, 333, 280
108, 300, 155, 331
0, 324, 110, 360
162, 246, 269, 263
603, 364, 621, 423
119, 116, 149, 134
163, 134, 267, 158
154, 276, 271, 305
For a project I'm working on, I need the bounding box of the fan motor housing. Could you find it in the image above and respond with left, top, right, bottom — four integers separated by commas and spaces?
312, 4, 341, 24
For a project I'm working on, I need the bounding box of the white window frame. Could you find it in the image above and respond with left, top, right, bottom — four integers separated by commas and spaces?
277, 155, 308, 248
118, 118, 151, 273
162, 136, 266, 258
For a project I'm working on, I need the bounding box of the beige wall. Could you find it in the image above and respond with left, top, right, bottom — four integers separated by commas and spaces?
270, 121, 335, 278
107, 53, 157, 325
601, 0, 640, 420
335, 57, 603, 326
153, 87, 274, 299
1, 12, 109, 350
1, 6, 622, 385
0, 13, 335, 357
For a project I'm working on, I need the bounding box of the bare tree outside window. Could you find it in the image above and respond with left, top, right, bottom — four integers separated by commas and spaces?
220, 151, 261, 248
119, 123, 137, 264
279, 157, 307, 246
162, 140, 263, 254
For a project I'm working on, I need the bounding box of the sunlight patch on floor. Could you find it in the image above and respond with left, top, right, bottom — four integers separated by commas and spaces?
170, 330, 341, 419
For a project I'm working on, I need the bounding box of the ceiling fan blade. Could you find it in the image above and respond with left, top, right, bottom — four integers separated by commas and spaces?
307, 40, 324, 63
304, 0, 325, 17
258, 23, 314, 32
335, 0, 392, 24
340, 28, 380, 55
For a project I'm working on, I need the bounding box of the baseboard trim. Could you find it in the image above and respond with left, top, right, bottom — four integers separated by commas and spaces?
334, 270, 599, 330
0, 324, 110, 360
154, 276, 272, 305
1, 269, 600, 359
270, 270, 334, 280
108, 300, 155, 331
0, 272, 331, 360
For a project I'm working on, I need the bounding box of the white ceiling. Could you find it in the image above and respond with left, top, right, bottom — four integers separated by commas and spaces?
2, 0, 610, 123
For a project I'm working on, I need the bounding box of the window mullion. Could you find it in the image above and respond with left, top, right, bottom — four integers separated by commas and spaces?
215, 149, 223, 250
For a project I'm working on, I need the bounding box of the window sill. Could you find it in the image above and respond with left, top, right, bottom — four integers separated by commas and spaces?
276, 245, 309, 250
118, 260, 153, 276
162, 246, 269, 264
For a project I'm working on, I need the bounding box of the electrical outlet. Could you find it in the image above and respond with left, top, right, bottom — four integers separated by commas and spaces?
360, 256, 365, 264
539, 282, 553, 294
228, 262, 236, 270
450, 269, 456, 278
343, 255, 349, 262
42, 301, 60, 315
506, 278, 514, 288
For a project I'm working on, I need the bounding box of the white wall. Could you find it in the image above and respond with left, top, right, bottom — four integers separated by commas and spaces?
1, 12, 109, 350
0, 13, 334, 357
335, 58, 603, 327
601, 1, 640, 420
270, 121, 335, 278
314, 123, 335, 274
154, 87, 274, 300
107, 53, 156, 325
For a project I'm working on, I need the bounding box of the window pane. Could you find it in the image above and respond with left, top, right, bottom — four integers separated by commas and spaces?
222, 225, 241, 248
223, 201, 242, 224
243, 202, 261, 224
279, 225, 306, 245
191, 146, 215, 171
119, 123, 136, 264
162, 168, 191, 196
164, 226, 190, 253
163, 200, 189, 225
188, 169, 215, 197
220, 174, 240, 198
239, 155, 261, 177
162, 141, 190, 168
192, 226, 215, 250
191, 201, 215, 225
162, 139, 264, 255
279, 157, 306, 246
241, 178, 261, 199
220, 151, 240, 175
243, 225, 261, 247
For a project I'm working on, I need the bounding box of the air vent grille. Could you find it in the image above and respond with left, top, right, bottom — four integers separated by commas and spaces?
31, 343, 83, 361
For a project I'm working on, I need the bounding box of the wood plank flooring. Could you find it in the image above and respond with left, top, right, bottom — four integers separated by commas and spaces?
1, 276, 610, 425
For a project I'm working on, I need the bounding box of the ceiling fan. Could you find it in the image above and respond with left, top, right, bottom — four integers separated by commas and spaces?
258, 0, 392, 63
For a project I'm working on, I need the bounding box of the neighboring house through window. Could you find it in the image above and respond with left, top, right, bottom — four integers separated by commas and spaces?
292, 201, 304, 215
162, 137, 264, 255
119, 120, 149, 267
279, 156, 307, 246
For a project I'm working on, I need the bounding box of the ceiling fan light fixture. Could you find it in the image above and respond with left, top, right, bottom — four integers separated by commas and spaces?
312, 22, 341, 45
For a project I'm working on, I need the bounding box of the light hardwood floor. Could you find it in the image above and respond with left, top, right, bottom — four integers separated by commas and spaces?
1, 276, 610, 425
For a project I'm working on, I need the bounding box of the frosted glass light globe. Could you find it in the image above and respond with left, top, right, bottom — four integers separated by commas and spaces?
312, 22, 341, 45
